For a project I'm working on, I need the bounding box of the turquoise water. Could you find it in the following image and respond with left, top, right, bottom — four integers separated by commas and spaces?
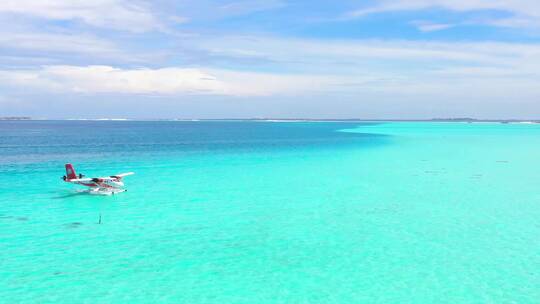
1, 121, 539, 303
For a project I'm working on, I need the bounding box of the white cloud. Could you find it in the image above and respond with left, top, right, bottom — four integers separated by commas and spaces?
0, 30, 167, 65
0, 65, 344, 97
345, 0, 540, 29
0, 32, 118, 55
0, 0, 163, 32
3, 32, 540, 103
219, 0, 286, 15
411, 21, 455, 32
3, 35, 540, 102
190, 35, 540, 69
177, 35, 540, 103
347, 0, 540, 17
169, 16, 190, 24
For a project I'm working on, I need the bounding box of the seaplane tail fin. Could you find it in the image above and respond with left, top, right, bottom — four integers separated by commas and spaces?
65, 163, 77, 180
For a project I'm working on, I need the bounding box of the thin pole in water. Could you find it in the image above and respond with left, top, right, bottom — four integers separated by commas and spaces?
98, 213, 102, 224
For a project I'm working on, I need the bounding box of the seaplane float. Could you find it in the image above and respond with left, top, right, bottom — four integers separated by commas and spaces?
62, 163, 134, 195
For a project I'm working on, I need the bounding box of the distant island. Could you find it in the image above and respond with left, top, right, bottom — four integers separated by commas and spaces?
1, 117, 539, 123
430, 118, 477, 122
0, 117, 31, 120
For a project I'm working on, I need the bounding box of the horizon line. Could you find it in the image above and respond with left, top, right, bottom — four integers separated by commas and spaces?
2, 117, 540, 123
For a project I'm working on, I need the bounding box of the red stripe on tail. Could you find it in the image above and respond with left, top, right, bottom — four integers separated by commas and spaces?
65, 164, 77, 180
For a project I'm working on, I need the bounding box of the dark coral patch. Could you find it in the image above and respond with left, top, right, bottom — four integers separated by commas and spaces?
65, 222, 83, 228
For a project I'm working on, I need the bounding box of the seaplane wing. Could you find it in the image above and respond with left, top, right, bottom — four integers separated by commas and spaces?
111, 172, 134, 178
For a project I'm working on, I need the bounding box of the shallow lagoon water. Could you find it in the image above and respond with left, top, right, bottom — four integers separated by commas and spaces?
1, 121, 539, 303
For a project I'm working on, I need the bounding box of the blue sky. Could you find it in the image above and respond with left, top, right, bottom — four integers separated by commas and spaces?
1, 0, 540, 119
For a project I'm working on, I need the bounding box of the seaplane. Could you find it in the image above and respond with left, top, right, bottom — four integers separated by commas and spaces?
62, 163, 134, 195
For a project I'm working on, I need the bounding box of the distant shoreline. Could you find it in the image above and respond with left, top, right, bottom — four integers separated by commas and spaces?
2, 117, 540, 123
0, 117, 32, 121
